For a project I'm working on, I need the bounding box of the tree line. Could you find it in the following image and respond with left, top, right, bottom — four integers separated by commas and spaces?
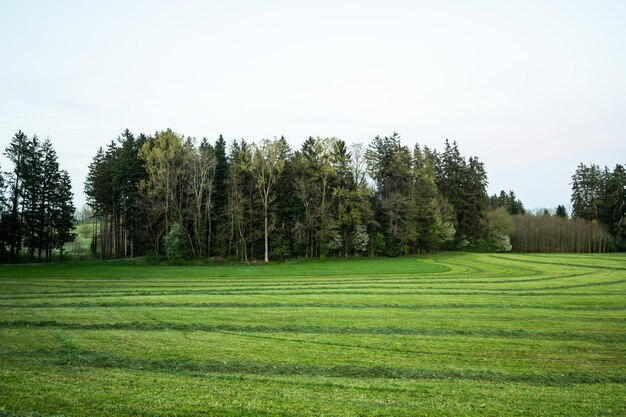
84, 129, 503, 262
570, 163, 626, 250
0, 131, 76, 262
2, 128, 622, 263
83, 129, 626, 261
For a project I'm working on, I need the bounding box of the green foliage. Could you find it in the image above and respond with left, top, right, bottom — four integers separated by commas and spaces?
487, 207, 515, 237
488, 230, 513, 252
163, 222, 191, 263
352, 224, 369, 254
435, 140, 489, 245
555, 204, 568, 218
77, 129, 626, 263
489, 190, 525, 215
1, 131, 75, 263
570, 163, 626, 249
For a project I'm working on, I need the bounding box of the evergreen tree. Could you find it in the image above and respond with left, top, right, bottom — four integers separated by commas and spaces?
39, 138, 61, 260
3, 131, 75, 262
606, 164, 626, 248
115, 130, 147, 257
366, 133, 412, 256
4, 131, 30, 260
269, 137, 296, 259
489, 190, 525, 215
21, 134, 44, 262
212, 135, 229, 255
411, 145, 455, 252
555, 205, 568, 218
571, 163, 604, 221
435, 140, 489, 245
51, 170, 76, 260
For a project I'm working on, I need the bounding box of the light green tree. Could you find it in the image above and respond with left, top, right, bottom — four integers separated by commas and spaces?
250, 138, 287, 263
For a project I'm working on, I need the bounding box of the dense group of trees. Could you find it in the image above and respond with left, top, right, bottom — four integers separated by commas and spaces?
497, 163, 625, 253
3, 128, 622, 264
511, 213, 614, 253
489, 190, 525, 215
570, 163, 626, 250
84, 130, 502, 262
0, 131, 76, 262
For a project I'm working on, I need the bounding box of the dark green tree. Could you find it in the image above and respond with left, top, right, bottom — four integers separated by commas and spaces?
489, 190, 525, 215
571, 163, 604, 221
52, 170, 76, 260
4, 131, 30, 260
435, 140, 489, 245
366, 133, 413, 256
555, 205, 568, 218
212, 135, 229, 255
115, 130, 147, 257
606, 164, 626, 248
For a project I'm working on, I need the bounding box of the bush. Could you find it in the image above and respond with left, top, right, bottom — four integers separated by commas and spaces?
163, 223, 191, 263
489, 230, 512, 252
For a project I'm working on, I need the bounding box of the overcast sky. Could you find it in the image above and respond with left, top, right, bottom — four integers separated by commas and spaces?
1, 0, 624, 211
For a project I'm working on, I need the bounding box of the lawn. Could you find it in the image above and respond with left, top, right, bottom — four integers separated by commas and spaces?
0, 253, 624, 416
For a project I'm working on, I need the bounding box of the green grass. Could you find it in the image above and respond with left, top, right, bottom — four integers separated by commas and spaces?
0, 253, 624, 417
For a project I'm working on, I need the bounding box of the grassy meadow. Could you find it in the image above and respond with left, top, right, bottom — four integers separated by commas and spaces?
0, 253, 625, 416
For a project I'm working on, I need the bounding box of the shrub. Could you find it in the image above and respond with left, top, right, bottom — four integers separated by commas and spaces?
163, 223, 191, 263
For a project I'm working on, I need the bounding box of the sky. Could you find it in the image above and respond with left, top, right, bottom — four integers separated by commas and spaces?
1, 0, 625, 211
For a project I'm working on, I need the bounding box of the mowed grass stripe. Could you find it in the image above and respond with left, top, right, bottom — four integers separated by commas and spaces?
1, 320, 622, 342
0, 256, 451, 278
3, 275, 624, 300
3, 289, 625, 301
0, 272, 599, 296
3, 300, 624, 311
4, 348, 624, 386
490, 254, 626, 271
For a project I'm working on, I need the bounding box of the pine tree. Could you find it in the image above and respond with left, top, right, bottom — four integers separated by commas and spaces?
21, 134, 44, 262
212, 135, 229, 255
39, 138, 61, 260
555, 205, 568, 218
571, 163, 603, 221
411, 145, 455, 252
606, 164, 626, 248
435, 140, 489, 245
52, 170, 76, 260
116, 131, 147, 257
366, 133, 412, 256
4, 131, 30, 260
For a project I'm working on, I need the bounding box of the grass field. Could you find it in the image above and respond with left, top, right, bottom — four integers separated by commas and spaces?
0, 253, 625, 417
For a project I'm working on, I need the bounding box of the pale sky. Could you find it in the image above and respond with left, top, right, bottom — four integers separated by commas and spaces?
1, 0, 625, 211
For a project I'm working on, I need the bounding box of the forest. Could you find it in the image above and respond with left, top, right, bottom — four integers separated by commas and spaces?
1, 129, 624, 263
0, 131, 75, 262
